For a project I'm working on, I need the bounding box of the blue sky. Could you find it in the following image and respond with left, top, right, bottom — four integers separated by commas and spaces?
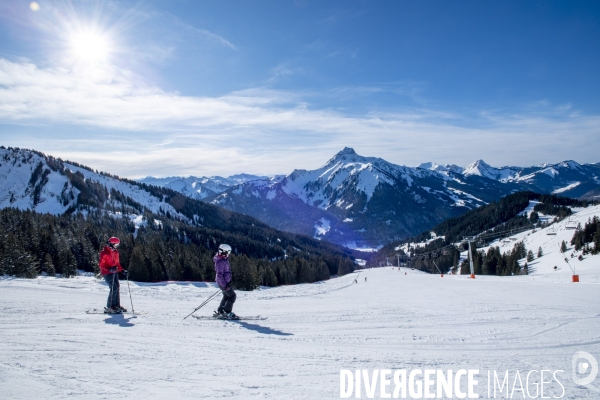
0, 0, 599, 178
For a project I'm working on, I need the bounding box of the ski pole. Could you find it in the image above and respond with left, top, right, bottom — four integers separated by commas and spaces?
112, 271, 117, 309
126, 273, 135, 315
183, 289, 221, 320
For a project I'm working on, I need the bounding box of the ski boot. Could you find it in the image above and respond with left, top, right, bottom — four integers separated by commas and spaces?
213, 310, 227, 319
104, 307, 122, 314
117, 306, 127, 313
226, 312, 240, 320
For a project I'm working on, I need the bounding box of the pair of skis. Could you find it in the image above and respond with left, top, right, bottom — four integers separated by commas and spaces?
181, 289, 267, 320
85, 309, 265, 320
193, 315, 267, 321
86, 309, 147, 315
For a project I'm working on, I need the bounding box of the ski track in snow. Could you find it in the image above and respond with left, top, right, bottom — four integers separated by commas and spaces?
1, 268, 600, 399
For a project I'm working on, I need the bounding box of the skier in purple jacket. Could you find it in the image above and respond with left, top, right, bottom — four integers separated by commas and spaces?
213, 244, 239, 320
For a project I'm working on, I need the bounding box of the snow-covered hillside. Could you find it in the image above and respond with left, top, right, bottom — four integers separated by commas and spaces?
0, 148, 77, 214
0, 147, 188, 224
477, 203, 600, 277
1, 267, 598, 399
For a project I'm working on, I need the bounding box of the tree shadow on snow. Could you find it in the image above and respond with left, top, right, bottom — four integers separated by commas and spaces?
233, 321, 293, 336
104, 314, 135, 327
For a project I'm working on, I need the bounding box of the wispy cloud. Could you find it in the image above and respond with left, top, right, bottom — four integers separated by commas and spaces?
0, 58, 598, 177
166, 13, 236, 50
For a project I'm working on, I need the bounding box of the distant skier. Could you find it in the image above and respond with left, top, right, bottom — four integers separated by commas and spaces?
213, 244, 239, 320
99, 237, 128, 314
365, 277, 367, 282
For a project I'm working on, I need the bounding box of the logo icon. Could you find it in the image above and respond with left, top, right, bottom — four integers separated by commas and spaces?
572, 351, 598, 390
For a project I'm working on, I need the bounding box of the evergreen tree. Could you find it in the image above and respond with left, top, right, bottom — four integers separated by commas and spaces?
43, 253, 56, 276
128, 245, 149, 282
526, 250, 534, 262
257, 262, 278, 287
560, 240, 567, 253
529, 211, 539, 224
513, 241, 527, 260
335, 255, 354, 276
60, 247, 78, 278
316, 260, 330, 281
231, 254, 259, 291
594, 225, 600, 255
459, 258, 470, 275
473, 249, 483, 275
537, 247, 543, 258
452, 251, 459, 272
482, 247, 501, 276
2, 232, 38, 278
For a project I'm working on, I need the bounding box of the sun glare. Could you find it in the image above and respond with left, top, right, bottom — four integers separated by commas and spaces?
69, 30, 112, 63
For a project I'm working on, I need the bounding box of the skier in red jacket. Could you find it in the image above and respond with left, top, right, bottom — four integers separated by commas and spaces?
99, 237, 128, 314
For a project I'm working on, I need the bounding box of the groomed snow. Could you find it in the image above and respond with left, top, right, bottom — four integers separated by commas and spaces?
478, 204, 600, 276
1, 266, 599, 399
553, 182, 581, 194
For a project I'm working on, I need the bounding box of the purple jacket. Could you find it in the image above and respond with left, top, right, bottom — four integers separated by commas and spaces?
214, 254, 232, 289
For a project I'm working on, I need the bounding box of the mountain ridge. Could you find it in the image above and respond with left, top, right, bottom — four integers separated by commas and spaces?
3, 145, 599, 249
202, 148, 600, 247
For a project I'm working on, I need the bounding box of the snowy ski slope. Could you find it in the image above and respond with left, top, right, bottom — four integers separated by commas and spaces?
478, 203, 600, 277
1, 266, 599, 399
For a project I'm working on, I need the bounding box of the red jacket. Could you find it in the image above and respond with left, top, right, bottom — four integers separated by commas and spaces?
99, 245, 123, 275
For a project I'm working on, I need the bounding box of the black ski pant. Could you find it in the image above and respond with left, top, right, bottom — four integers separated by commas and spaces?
104, 273, 120, 309
217, 287, 236, 313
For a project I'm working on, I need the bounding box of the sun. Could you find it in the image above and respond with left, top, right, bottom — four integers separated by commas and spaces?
69, 29, 112, 63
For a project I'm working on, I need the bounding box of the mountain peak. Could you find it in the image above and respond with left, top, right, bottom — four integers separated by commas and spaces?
557, 160, 581, 169
325, 147, 361, 166
336, 147, 357, 156
470, 159, 491, 168
463, 159, 497, 179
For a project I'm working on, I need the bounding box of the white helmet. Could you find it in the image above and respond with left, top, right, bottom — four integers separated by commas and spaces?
218, 244, 232, 257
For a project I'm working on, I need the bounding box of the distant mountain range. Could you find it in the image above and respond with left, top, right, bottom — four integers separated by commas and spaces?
3, 145, 599, 249
139, 174, 273, 200
142, 148, 599, 248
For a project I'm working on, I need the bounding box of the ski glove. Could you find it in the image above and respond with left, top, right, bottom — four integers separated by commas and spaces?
122, 270, 129, 277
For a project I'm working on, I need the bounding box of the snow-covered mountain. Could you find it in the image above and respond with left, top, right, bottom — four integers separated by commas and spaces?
418, 158, 600, 198
3, 145, 598, 249
138, 174, 269, 200
206, 148, 491, 248
415, 162, 463, 175
460, 159, 520, 181
0, 147, 197, 226
204, 149, 600, 248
